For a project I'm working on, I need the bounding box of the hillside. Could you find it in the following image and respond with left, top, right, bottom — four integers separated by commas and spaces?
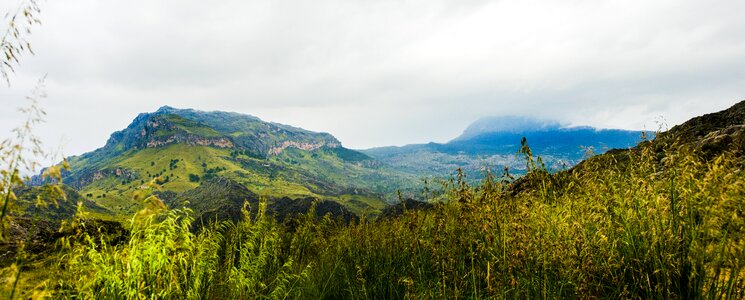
569, 100, 745, 176
660, 100, 745, 154
362, 116, 646, 179
27, 100, 743, 299
50, 106, 417, 219
509, 100, 745, 197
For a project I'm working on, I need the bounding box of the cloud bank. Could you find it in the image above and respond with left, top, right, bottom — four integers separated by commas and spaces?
1, 0, 744, 158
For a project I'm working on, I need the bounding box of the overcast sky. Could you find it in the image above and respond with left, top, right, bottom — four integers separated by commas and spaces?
2, 0, 745, 159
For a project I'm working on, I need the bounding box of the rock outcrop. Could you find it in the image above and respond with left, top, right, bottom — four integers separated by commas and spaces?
268, 140, 341, 155
66, 167, 138, 189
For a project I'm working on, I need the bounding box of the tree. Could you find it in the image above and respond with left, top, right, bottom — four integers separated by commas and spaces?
188, 173, 200, 182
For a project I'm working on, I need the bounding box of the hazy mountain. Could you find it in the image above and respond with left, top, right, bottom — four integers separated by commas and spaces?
362, 116, 647, 179
454, 116, 564, 141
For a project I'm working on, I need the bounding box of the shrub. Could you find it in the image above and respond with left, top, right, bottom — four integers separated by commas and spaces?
188, 174, 200, 183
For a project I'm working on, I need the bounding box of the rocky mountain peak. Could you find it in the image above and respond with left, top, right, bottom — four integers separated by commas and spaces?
100, 106, 344, 157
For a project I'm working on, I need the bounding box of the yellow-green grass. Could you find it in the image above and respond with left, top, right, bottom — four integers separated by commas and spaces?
76, 144, 392, 217
332, 194, 388, 218
12, 141, 745, 298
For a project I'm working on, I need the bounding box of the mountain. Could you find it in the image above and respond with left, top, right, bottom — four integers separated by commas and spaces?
35, 108, 647, 224
362, 116, 647, 179
454, 116, 563, 141
49, 106, 417, 220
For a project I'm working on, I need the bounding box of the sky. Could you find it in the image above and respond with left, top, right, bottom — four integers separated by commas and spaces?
1, 0, 745, 161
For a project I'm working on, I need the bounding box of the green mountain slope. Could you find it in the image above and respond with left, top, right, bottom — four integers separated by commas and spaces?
15, 185, 113, 222
51, 106, 418, 219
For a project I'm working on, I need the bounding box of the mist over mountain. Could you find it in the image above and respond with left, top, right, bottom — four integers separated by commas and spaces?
454, 116, 564, 141
362, 116, 647, 179
6, 0, 745, 296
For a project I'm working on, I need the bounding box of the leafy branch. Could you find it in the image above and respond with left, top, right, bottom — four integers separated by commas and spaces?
1, 0, 42, 86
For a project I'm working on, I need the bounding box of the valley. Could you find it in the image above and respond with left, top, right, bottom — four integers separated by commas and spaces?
5, 102, 745, 299
2, 1, 743, 298
35, 105, 648, 223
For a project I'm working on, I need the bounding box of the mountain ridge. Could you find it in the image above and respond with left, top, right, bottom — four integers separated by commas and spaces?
33, 107, 660, 224
45, 106, 416, 220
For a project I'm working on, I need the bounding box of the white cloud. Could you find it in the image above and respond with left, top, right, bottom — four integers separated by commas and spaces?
1, 0, 744, 157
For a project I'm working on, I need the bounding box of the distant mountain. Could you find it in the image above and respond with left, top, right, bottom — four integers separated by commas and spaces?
41, 106, 417, 221
454, 116, 564, 141
362, 116, 647, 179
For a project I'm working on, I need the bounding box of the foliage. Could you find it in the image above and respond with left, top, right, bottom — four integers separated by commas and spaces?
57, 197, 308, 299
188, 173, 200, 182
5, 97, 744, 298
60, 107, 420, 217
0, 0, 41, 85
0, 78, 72, 298
39, 139, 745, 298
4, 2, 741, 297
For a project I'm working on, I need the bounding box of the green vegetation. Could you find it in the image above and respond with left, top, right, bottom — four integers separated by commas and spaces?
6, 134, 743, 298
57, 198, 307, 299
59, 107, 419, 219
6, 102, 745, 298
4, 2, 742, 297
67, 143, 402, 219
153, 114, 222, 138
188, 173, 200, 182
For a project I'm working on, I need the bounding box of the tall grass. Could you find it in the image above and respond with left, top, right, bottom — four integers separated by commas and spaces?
56, 197, 307, 299
47, 140, 744, 299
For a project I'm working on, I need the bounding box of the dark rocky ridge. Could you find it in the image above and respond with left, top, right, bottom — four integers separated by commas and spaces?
510, 100, 745, 196
164, 177, 360, 230
268, 196, 359, 224
617, 100, 745, 159
378, 198, 435, 220
164, 177, 259, 231
658, 100, 745, 157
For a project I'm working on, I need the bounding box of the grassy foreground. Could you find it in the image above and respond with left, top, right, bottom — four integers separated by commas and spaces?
8, 140, 745, 299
